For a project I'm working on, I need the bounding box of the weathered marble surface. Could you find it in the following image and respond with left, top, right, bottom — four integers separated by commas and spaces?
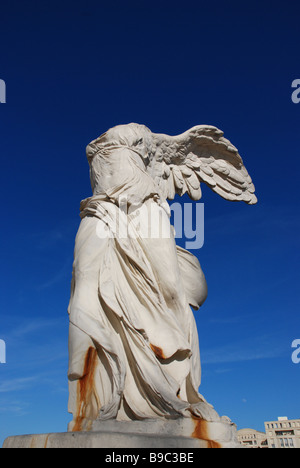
3, 123, 256, 449
67, 123, 257, 431
3, 417, 240, 448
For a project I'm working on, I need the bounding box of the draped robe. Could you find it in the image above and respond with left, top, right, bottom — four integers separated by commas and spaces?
67, 145, 217, 431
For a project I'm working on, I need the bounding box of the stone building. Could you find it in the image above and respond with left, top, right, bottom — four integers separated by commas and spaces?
237, 428, 268, 448
265, 417, 300, 448
238, 416, 300, 448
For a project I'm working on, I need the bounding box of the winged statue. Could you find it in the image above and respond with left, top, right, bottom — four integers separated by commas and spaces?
67, 123, 257, 432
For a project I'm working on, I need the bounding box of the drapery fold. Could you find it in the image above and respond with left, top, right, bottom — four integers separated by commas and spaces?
68, 198, 217, 431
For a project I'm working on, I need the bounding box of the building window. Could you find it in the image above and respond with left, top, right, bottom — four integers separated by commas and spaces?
280, 438, 284, 448
275, 430, 294, 436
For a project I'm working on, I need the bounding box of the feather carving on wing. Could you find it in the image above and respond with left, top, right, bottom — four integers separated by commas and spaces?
147, 125, 257, 204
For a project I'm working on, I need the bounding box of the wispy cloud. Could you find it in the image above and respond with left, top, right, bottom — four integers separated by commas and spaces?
11, 317, 66, 339
1, 317, 68, 375
208, 314, 254, 325
201, 335, 287, 365
0, 399, 30, 416
0, 377, 37, 394
33, 229, 65, 250
36, 258, 72, 291
29, 220, 77, 251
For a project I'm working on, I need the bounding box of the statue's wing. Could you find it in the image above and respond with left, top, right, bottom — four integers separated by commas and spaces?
147, 125, 257, 204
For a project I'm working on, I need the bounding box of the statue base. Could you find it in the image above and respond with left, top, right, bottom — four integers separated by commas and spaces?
2, 417, 240, 448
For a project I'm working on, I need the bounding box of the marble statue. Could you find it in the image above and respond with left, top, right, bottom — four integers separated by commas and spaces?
67, 123, 257, 432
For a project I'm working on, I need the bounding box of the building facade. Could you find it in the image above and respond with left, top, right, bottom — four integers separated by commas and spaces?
238, 417, 300, 448
237, 428, 268, 448
265, 417, 300, 449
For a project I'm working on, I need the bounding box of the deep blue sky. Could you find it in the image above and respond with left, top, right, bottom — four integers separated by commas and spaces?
1, 0, 300, 445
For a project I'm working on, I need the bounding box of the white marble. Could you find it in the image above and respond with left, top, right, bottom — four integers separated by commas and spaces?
3, 417, 240, 448
67, 123, 257, 432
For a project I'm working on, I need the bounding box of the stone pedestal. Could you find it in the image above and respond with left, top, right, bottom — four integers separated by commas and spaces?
2, 417, 240, 448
